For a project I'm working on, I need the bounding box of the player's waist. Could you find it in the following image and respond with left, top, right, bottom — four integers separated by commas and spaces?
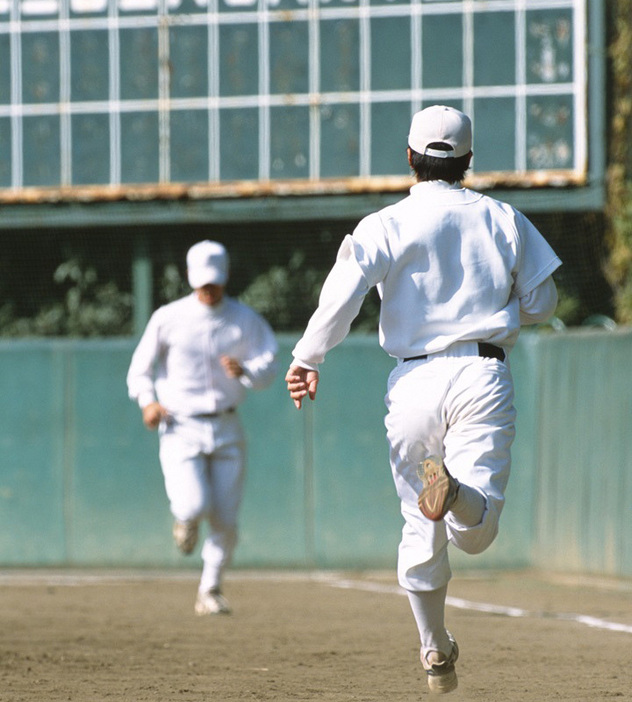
189, 407, 236, 419
164, 407, 237, 423
400, 341, 506, 364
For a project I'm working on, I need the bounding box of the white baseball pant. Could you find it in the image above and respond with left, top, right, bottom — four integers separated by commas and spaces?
384, 342, 516, 592
159, 413, 246, 592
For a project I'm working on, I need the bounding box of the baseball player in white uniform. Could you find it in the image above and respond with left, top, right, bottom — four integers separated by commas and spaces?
127, 240, 278, 616
286, 106, 561, 693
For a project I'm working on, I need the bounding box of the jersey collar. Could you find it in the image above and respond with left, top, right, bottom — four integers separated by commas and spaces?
410, 180, 464, 195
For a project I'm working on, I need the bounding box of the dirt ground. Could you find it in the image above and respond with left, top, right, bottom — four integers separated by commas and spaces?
1, 568, 630, 702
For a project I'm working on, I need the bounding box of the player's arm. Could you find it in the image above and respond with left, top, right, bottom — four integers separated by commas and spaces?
141, 402, 168, 430
287, 219, 387, 409
518, 276, 558, 325
285, 365, 319, 410
230, 313, 279, 390
291, 245, 371, 366
510, 208, 562, 326
285, 256, 365, 410
220, 355, 244, 378
127, 312, 168, 429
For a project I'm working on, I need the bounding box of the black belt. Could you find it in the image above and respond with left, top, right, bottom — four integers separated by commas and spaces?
403, 343, 505, 363
194, 408, 236, 419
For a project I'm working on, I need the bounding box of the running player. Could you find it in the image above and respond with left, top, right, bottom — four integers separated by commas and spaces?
285, 105, 561, 692
128, 240, 278, 615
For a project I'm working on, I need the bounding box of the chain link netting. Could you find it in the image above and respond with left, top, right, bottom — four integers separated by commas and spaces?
0, 207, 614, 337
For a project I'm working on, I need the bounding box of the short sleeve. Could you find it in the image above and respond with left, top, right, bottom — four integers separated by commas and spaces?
513, 211, 562, 298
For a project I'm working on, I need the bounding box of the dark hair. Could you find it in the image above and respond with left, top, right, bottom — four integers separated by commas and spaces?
408, 142, 471, 184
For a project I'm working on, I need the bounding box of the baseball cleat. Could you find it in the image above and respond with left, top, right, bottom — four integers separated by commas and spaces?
195, 589, 231, 616
421, 631, 459, 694
173, 519, 199, 555
417, 455, 459, 521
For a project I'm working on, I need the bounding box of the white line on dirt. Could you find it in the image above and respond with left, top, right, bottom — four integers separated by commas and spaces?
1, 569, 631, 635
326, 577, 632, 635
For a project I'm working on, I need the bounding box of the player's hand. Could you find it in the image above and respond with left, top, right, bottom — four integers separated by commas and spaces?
285, 365, 319, 410
142, 402, 168, 430
221, 355, 244, 378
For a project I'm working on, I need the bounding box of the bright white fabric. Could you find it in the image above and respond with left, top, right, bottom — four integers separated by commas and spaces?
448, 481, 486, 528
127, 293, 277, 592
127, 293, 278, 414
406, 585, 451, 656
386, 351, 516, 591
159, 414, 246, 592
290, 181, 559, 593
519, 275, 558, 324
292, 181, 561, 369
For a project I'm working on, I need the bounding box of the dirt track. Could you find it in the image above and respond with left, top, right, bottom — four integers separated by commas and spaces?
1, 569, 631, 701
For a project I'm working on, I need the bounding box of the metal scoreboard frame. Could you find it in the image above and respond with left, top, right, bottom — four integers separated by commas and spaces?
0, 0, 605, 228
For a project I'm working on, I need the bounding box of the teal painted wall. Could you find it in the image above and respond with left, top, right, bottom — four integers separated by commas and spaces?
0, 331, 630, 576
532, 331, 632, 575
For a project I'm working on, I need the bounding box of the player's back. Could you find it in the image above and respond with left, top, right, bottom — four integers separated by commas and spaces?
362, 181, 524, 357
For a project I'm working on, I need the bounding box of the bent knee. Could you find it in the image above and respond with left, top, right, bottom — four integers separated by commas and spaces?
447, 519, 499, 555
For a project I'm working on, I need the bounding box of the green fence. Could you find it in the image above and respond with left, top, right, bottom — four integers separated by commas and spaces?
1, 330, 630, 577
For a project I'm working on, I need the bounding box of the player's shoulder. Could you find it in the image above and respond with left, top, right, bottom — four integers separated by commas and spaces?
472, 190, 524, 223
151, 293, 195, 320
375, 187, 454, 222
475, 189, 513, 210
223, 295, 248, 313
223, 296, 267, 323
356, 199, 406, 233
380, 192, 414, 218
473, 192, 544, 243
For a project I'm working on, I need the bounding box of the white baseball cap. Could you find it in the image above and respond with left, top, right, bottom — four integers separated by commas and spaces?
187, 240, 229, 288
408, 105, 472, 159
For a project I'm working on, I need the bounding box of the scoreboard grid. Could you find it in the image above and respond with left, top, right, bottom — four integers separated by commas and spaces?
0, 0, 589, 202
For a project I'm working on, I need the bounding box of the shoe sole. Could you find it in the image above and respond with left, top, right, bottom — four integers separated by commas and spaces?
417, 456, 452, 521
173, 521, 198, 555
427, 669, 458, 694
423, 632, 459, 694
195, 590, 231, 616
194, 605, 231, 616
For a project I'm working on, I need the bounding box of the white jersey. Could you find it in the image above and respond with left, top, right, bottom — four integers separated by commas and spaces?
127, 293, 278, 416
293, 180, 561, 367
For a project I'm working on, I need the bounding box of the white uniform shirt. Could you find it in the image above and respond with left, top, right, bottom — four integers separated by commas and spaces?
293, 181, 561, 367
127, 294, 278, 416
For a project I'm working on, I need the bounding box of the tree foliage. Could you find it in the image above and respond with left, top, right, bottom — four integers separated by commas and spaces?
0, 258, 133, 337
605, 0, 632, 322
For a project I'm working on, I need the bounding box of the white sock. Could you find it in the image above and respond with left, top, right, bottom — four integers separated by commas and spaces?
406, 586, 451, 655
199, 564, 222, 594
449, 482, 486, 527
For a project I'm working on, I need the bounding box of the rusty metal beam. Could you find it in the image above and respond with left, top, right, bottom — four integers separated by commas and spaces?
0, 171, 588, 206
